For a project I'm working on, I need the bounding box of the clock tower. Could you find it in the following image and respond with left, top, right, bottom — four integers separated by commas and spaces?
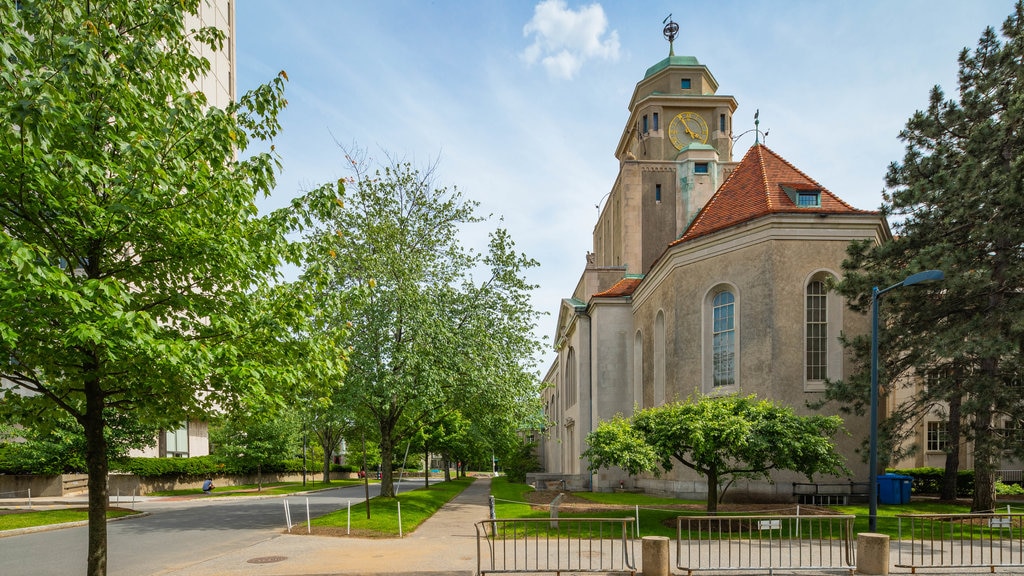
593, 18, 739, 275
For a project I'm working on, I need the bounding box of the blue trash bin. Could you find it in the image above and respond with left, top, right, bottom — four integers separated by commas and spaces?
877, 473, 913, 504
897, 475, 913, 503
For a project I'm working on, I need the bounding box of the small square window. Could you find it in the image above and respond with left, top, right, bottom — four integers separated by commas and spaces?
681, 78, 691, 89
797, 191, 821, 207
694, 163, 709, 174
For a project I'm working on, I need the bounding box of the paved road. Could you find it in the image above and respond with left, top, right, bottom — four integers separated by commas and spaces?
0, 483, 381, 576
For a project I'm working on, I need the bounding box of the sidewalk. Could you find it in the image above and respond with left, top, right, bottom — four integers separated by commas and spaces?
160, 476, 492, 576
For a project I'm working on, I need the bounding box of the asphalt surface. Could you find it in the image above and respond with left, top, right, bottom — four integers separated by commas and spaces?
9, 478, 1024, 575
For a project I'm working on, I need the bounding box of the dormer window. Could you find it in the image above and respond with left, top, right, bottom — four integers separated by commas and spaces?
681, 78, 691, 90
781, 184, 822, 208
694, 162, 709, 175
797, 191, 821, 207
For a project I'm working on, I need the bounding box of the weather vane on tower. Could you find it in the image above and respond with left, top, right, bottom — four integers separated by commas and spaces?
663, 14, 678, 57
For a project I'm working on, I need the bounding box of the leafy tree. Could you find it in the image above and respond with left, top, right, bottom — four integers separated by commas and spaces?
0, 3, 342, 574
211, 409, 301, 490
311, 151, 543, 497
829, 2, 1024, 511
0, 412, 157, 474
584, 394, 848, 512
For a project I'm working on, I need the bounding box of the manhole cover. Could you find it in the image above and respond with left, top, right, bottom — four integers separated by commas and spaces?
247, 556, 288, 564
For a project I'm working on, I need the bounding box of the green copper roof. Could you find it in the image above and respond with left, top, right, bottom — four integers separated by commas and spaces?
682, 143, 716, 151
644, 55, 701, 78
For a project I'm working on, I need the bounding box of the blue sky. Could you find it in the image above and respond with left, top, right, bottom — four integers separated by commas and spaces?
236, 1, 1014, 371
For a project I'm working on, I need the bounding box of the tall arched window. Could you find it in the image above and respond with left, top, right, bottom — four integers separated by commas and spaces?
804, 272, 842, 390
654, 311, 666, 405
565, 347, 577, 408
712, 290, 736, 388
806, 280, 828, 381
633, 330, 643, 409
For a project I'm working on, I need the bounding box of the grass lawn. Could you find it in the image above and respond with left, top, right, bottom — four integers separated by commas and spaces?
0, 508, 137, 531
309, 476, 473, 537
491, 478, 1000, 540
147, 479, 368, 497
835, 500, 973, 538
491, 477, 682, 538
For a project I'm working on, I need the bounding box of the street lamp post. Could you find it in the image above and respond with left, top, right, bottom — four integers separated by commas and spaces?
869, 269, 944, 532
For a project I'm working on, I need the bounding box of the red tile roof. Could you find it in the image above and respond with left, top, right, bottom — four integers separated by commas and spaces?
671, 144, 871, 246
593, 277, 642, 298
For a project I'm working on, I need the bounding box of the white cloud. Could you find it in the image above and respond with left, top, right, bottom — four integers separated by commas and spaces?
522, 0, 620, 80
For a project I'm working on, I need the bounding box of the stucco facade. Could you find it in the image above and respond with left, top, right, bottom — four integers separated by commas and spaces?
539, 40, 890, 500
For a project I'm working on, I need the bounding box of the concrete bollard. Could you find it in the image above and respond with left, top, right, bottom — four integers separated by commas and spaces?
856, 532, 890, 575
641, 535, 670, 576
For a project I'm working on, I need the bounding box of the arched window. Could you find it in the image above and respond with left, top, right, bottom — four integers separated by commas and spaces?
633, 330, 643, 409
806, 280, 828, 381
710, 289, 736, 388
565, 347, 577, 408
804, 271, 842, 390
654, 311, 666, 405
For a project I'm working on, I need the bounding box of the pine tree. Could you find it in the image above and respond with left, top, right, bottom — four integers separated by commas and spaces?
832, 1, 1024, 511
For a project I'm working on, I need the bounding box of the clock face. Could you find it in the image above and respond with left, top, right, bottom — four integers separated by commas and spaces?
668, 112, 710, 150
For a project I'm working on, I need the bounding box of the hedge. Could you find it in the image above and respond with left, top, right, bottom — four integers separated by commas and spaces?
110, 456, 309, 478
889, 467, 975, 498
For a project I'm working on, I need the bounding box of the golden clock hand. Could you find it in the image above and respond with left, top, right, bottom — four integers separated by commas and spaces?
680, 117, 699, 139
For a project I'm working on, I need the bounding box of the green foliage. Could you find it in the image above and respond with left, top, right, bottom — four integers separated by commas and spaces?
829, 2, 1024, 512
996, 481, 1024, 496
499, 439, 542, 483
889, 467, 975, 498
210, 411, 302, 482
584, 394, 848, 512
0, 1, 347, 572
0, 413, 157, 474
310, 151, 544, 496
110, 455, 308, 478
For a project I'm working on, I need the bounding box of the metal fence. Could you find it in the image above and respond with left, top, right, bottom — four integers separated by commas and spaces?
896, 512, 1024, 572
676, 514, 856, 575
475, 517, 636, 575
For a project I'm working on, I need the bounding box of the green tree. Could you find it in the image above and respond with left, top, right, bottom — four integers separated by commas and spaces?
0, 3, 342, 574
211, 409, 301, 490
313, 152, 543, 497
584, 395, 848, 512
830, 2, 1024, 511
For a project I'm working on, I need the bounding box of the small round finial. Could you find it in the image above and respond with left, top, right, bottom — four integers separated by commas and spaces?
663, 14, 678, 56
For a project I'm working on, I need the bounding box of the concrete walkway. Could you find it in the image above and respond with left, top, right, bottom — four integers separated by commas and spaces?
160, 476, 491, 576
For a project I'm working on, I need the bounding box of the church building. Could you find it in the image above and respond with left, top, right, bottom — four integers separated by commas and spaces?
536, 25, 890, 501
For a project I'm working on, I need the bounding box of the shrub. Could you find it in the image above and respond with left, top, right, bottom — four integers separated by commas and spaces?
889, 467, 974, 498
996, 481, 1024, 496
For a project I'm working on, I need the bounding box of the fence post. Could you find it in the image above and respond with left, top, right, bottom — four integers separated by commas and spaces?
549, 493, 564, 529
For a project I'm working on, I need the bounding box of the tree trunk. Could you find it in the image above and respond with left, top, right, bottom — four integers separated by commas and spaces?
257, 464, 263, 492
424, 446, 430, 488
83, 377, 109, 576
705, 468, 719, 513
379, 425, 395, 497
443, 455, 452, 482
972, 403, 997, 512
940, 391, 962, 501
322, 446, 333, 484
